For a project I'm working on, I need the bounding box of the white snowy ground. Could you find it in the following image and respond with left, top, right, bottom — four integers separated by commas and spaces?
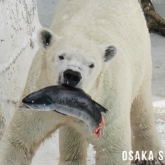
152, 33, 165, 149
31, 1, 165, 164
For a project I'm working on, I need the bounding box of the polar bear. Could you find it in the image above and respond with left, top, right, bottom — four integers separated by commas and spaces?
0, 0, 164, 165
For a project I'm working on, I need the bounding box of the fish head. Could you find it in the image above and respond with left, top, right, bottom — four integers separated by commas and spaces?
20, 88, 55, 111
37, 28, 117, 91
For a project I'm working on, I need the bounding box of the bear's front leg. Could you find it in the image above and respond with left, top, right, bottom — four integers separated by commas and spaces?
93, 114, 132, 165
131, 77, 165, 165
58, 126, 88, 165
0, 109, 68, 165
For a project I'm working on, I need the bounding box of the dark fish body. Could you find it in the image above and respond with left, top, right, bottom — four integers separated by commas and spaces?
20, 85, 108, 138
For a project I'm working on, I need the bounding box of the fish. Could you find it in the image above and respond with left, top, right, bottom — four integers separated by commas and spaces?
20, 85, 108, 139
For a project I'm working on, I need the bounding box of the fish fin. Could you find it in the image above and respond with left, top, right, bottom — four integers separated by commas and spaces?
94, 102, 108, 113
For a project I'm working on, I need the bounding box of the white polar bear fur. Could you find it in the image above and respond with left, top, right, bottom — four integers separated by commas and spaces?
0, 0, 164, 165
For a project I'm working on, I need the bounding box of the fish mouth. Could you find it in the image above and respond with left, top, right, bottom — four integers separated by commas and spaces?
19, 103, 31, 109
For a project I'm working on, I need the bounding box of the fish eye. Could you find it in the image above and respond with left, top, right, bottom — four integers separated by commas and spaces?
59, 55, 65, 60
89, 63, 94, 68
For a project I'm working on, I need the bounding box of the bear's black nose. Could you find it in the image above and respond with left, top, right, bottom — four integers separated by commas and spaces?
63, 69, 82, 87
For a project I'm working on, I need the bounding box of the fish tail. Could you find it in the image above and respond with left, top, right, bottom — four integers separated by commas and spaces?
94, 102, 108, 113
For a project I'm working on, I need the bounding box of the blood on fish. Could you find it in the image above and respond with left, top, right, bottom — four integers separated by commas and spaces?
93, 113, 105, 139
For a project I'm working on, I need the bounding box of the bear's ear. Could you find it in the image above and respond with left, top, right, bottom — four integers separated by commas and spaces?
104, 46, 117, 62
38, 28, 55, 49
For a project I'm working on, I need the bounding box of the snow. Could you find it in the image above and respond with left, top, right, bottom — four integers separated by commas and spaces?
0, 0, 41, 136
0, 41, 28, 73
0, 0, 165, 164
37, 0, 58, 28
31, 131, 96, 165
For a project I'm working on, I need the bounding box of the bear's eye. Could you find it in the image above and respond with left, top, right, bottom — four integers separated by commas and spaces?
59, 55, 64, 60
89, 64, 94, 68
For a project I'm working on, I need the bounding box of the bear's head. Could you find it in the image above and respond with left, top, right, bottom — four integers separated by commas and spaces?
38, 28, 117, 91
